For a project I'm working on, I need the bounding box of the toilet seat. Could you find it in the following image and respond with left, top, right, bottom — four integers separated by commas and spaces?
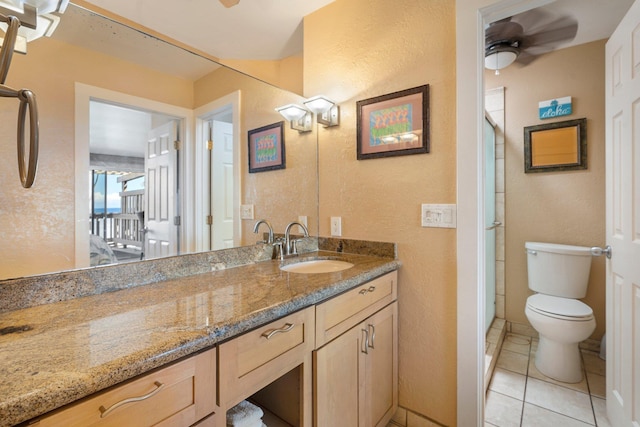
526, 294, 594, 321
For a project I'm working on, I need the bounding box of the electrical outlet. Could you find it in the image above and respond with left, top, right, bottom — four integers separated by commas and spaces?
421, 204, 456, 228
331, 216, 342, 236
240, 204, 254, 220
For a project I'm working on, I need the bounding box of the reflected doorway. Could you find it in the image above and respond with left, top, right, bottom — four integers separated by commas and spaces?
88, 100, 181, 265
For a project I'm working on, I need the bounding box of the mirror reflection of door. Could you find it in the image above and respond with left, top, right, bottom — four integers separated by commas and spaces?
88, 100, 180, 265
208, 117, 235, 249
145, 120, 180, 260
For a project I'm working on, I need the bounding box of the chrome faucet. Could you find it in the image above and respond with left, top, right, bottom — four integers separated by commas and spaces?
284, 221, 309, 256
253, 219, 274, 244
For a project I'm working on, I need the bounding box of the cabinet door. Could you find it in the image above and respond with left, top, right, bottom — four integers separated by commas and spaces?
365, 302, 398, 427
313, 322, 366, 427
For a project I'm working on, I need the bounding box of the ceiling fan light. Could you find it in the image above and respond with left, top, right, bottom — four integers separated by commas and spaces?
484, 50, 518, 71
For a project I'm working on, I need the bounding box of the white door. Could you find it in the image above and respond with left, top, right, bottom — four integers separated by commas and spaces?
210, 120, 235, 249
145, 121, 179, 260
605, 1, 640, 424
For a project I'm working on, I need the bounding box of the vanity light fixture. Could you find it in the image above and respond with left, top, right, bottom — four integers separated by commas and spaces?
0, 0, 68, 54
275, 103, 312, 133
303, 95, 339, 127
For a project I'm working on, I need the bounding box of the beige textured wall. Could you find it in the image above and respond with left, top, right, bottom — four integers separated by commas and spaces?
0, 38, 193, 280
485, 40, 606, 340
220, 55, 304, 95
194, 67, 318, 243
305, 0, 457, 424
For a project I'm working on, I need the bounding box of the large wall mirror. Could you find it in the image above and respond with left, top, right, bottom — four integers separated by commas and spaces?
0, 3, 319, 280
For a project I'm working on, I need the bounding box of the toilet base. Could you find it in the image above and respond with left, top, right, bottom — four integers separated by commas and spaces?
535, 336, 583, 383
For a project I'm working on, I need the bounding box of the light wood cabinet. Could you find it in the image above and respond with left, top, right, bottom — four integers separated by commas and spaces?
315, 271, 397, 348
34, 347, 217, 427
29, 270, 398, 427
218, 306, 315, 426
314, 302, 397, 427
314, 271, 398, 427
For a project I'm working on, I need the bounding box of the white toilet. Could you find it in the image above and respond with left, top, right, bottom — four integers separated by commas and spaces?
524, 242, 596, 383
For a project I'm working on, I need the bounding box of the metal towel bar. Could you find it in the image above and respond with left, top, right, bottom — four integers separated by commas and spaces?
0, 12, 39, 188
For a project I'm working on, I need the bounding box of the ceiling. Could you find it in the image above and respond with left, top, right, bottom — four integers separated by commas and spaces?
82, 0, 336, 61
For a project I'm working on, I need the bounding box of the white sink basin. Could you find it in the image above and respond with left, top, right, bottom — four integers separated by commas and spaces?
280, 259, 354, 274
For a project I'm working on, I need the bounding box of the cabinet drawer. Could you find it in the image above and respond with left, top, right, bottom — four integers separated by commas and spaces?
315, 271, 397, 348
219, 306, 315, 408
34, 348, 217, 427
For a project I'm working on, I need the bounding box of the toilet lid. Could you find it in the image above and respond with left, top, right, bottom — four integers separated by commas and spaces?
527, 294, 594, 320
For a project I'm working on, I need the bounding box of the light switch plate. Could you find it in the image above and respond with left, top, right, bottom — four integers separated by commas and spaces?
421, 204, 457, 228
330, 216, 342, 236
240, 204, 254, 220
298, 215, 308, 233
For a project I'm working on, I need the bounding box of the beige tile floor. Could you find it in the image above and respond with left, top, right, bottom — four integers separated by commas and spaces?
485, 333, 609, 427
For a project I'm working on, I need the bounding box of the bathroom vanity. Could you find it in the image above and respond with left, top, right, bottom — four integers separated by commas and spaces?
0, 247, 399, 427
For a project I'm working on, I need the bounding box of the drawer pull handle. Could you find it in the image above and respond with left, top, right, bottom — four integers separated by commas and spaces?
368, 324, 376, 349
368, 286, 376, 292
99, 381, 164, 418
261, 322, 294, 340
361, 329, 369, 354
359, 289, 368, 295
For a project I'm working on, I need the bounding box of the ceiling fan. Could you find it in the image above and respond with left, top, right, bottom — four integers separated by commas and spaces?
219, 0, 240, 7
485, 8, 578, 74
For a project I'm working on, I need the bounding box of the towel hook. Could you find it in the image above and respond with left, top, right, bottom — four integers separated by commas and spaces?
0, 15, 19, 84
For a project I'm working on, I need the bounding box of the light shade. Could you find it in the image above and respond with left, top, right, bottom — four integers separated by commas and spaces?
303, 95, 339, 127
275, 104, 308, 121
303, 95, 334, 114
0, 0, 67, 53
0, 0, 68, 15
275, 104, 312, 133
484, 47, 518, 72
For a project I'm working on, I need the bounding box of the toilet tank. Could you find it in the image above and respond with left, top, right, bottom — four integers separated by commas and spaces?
525, 242, 593, 298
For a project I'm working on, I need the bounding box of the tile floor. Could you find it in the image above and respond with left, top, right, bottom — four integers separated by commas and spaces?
485, 333, 609, 427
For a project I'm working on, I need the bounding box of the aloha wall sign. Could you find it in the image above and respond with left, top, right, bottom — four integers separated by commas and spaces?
538, 96, 572, 119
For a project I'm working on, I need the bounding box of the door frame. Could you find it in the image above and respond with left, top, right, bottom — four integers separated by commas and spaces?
193, 90, 241, 252
74, 83, 194, 268
455, 0, 555, 424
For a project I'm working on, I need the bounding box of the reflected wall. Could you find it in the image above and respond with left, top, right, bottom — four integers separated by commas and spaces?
0, 18, 318, 280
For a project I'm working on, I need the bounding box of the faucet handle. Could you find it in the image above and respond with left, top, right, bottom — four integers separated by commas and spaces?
272, 239, 285, 261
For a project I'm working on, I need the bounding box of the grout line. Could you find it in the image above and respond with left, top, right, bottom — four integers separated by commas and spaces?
489, 332, 604, 427
582, 351, 600, 426
524, 402, 597, 426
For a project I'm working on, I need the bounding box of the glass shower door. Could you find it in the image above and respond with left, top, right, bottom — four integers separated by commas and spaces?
484, 117, 496, 333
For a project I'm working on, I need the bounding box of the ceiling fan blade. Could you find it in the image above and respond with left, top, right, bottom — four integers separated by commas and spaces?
514, 50, 536, 66
520, 18, 578, 50
485, 21, 523, 45
219, 0, 240, 8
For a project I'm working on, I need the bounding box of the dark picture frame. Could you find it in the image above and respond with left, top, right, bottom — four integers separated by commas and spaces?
524, 118, 587, 173
356, 84, 430, 160
248, 121, 285, 173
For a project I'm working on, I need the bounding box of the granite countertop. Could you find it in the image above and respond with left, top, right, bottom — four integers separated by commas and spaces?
0, 251, 399, 427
